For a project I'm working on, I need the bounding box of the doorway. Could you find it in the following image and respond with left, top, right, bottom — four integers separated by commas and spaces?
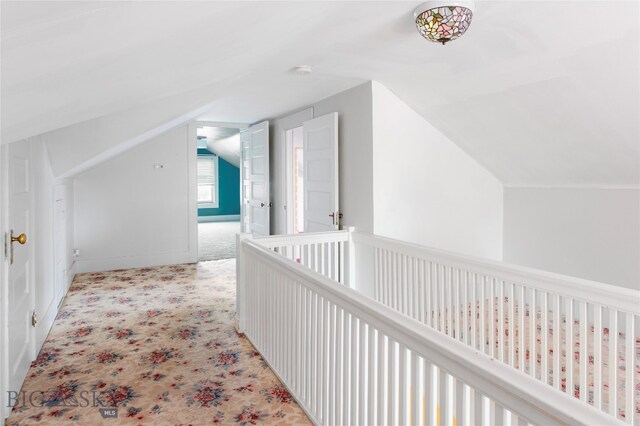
283, 112, 339, 234
196, 125, 242, 261
285, 126, 305, 234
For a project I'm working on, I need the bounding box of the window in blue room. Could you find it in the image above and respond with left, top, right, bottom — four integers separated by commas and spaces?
197, 155, 218, 208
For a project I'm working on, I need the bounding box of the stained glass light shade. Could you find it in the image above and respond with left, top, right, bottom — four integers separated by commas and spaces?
414, 1, 475, 45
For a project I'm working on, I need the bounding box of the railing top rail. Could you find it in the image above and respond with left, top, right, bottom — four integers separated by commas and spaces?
352, 231, 640, 315
250, 230, 349, 248
241, 238, 624, 426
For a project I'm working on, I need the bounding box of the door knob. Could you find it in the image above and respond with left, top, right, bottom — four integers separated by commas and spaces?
329, 212, 343, 226
11, 232, 27, 245
9, 230, 27, 265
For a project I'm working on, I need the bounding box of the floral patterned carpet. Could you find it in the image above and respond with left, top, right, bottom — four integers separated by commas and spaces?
435, 299, 640, 421
7, 260, 310, 425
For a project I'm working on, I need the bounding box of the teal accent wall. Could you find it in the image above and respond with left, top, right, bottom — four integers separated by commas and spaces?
197, 149, 240, 217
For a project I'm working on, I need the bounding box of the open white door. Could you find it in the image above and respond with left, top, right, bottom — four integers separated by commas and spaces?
2, 141, 34, 413
240, 130, 251, 233
303, 112, 339, 232
247, 121, 270, 236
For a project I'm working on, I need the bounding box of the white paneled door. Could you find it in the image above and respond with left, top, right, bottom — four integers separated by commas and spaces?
247, 121, 270, 236
240, 130, 251, 233
4, 141, 34, 412
303, 113, 339, 232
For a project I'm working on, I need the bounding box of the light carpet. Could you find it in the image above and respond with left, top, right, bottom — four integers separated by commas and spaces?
7, 259, 310, 425
198, 222, 240, 262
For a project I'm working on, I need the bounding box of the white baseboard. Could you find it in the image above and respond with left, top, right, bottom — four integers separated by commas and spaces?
198, 214, 240, 223
75, 250, 197, 274
35, 264, 77, 359
67, 263, 76, 290
37, 299, 59, 350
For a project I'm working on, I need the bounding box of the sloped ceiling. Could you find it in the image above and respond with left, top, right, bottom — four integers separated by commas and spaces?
199, 127, 241, 168
1, 1, 638, 185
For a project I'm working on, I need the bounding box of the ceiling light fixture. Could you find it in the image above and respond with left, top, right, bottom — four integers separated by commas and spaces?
292, 65, 313, 75
414, 0, 475, 45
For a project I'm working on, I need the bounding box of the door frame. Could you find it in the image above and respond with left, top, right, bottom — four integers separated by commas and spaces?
278, 108, 313, 234
52, 184, 67, 308
285, 126, 305, 234
0, 141, 37, 420
191, 121, 248, 259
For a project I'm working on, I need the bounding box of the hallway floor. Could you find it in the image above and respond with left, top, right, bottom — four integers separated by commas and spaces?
198, 221, 240, 262
7, 260, 310, 425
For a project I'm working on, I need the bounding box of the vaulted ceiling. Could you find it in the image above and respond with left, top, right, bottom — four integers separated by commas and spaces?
1, 1, 638, 185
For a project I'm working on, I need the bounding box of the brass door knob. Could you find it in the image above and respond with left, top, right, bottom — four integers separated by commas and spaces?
11, 232, 27, 245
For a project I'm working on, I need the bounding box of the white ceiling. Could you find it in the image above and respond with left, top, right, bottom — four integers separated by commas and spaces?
197, 127, 239, 142
199, 126, 241, 167
1, 1, 638, 185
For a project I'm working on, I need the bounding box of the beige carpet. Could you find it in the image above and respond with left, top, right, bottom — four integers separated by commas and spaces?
7, 259, 310, 425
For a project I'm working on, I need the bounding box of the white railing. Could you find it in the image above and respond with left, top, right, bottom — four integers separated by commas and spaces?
250, 230, 351, 285
352, 231, 640, 425
237, 232, 623, 426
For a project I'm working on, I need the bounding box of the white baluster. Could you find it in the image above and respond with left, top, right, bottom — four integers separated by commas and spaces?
389, 338, 398, 425
593, 304, 602, 410
498, 280, 504, 362
479, 276, 486, 354
519, 285, 526, 372
553, 294, 561, 390
609, 309, 618, 417
359, 320, 367, 425
368, 327, 377, 426
566, 298, 574, 398
542, 291, 548, 385
328, 302, 336, 425
624, 313, 634, 425
335, 307, 344, 422
426, 361, 436, 426
455, 270, 461, 341
399, 344, 408, 426
471, 274, 477, 351
378, 333, 387, 426
530, 288, 537, 378
579, 301, 587, 402
509, 282, 516, 368
351, 317, 359, 426
411, 352, 422, 426
343, 311, 351, 425
463, 273, 470, 347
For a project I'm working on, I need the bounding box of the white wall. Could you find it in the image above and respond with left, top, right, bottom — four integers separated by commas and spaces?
504, 187, 640, 290
270, 81, 503, 261
74, 125, 197, 273
315, 83, 375, 234
270, 82, 374, 235
371, 82, 504, 260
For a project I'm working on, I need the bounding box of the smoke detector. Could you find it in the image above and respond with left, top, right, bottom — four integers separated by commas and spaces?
291, 65, 313, 75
